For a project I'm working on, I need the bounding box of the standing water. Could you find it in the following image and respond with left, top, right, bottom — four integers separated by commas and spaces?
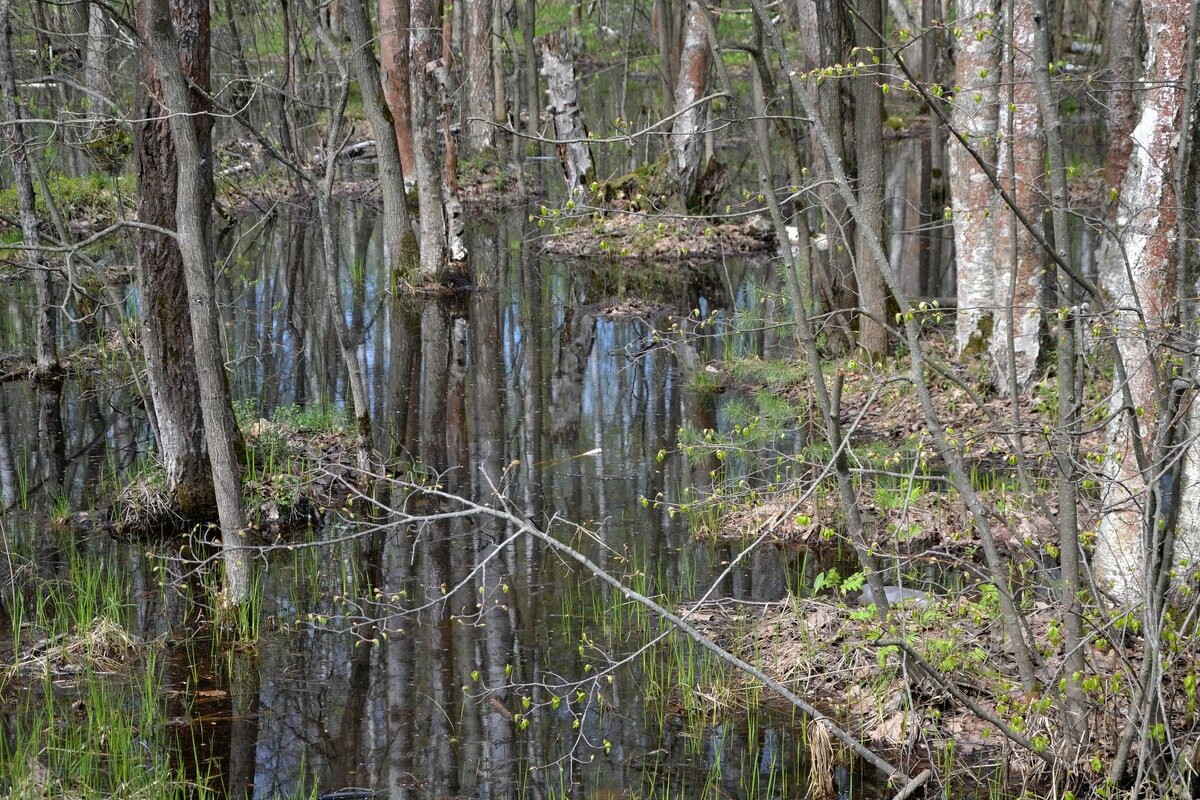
0, 202, 884, 799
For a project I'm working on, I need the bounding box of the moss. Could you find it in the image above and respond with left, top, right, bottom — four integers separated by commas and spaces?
961, 312, 994, 357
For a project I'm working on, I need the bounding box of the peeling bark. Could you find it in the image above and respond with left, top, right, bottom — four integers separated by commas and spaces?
950, 0, 1000, 356
1095, 0, 1190, 606
538, 30, 595, 198
378, 0, 416, 182
990, 0, 1045, 388
669, 0, 714, 211
411, 0, 447, 277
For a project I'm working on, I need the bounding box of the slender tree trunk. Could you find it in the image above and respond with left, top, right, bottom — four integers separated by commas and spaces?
411, 0, 447, 277
949, 0, 1000, 356
144, 0, 251, 607
1031, 0, 1086, 749
852, 0, 887, 358
341, 0, 419, 281
522, 0, 538, 140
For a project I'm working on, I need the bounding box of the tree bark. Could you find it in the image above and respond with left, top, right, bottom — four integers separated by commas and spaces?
990, 0, 1045, 388
669, 0, 714, 212
378, 0, 417, 182
341, 0, 419, 281
410, 0, 447, 277
851, 0, 887, 358
949, 0, 1000, 356
1094, 0, 1190, 606
538, 30, 595, 198
144, 0, 251, 607
465, 0, 494, 152
134, 0, 218, 519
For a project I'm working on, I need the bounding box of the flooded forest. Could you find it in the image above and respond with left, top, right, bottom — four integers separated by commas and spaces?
1, 0, 1199, 796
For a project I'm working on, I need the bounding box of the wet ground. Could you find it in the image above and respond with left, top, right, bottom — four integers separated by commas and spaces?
0, 200, 901, 799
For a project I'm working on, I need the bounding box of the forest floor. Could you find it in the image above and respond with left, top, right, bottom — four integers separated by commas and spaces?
668, 331, 1184, 795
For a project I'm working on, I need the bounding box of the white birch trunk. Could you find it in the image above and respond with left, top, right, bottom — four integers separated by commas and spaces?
538, 30, 594, 198
989, 0, 1044, 387
1094, 0, 1189, 605
949, 0, 1000, 356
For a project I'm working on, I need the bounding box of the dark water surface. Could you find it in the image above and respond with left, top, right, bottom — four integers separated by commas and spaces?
0, 203, 897, 800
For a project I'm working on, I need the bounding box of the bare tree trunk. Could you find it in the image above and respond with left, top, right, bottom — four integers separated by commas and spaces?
465, 0, 494, 152
539, 30, 595, 198
669, 0, 714, 211
432, 61, 468, 263
144, 0, 251, 607
133, 0, 218, 519
411, 0, 447, 277
852, 0, 887, 358
341, 0, 419, 281
1095, 0, 1190, 606
522, 0, 538, 141
949, 0, 1000, 356
990, 0, 1045, 388
379, 0, 417, 182
796, 0, 855, 350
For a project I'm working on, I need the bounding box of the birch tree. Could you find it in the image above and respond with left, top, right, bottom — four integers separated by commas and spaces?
950, 0, 1000, 356
1094, 0, 1192, 606
990, 0, 1045, 388
669, 0, 714, 212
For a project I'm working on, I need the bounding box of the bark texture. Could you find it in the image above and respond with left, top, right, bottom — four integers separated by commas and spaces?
539, 31, 595, 197
949, 0, 1000, 356
990, 0, 1045, 387
134, 0, 216, 518
145, 0, 251, 605
464, 0, 494, 152
411, 0, 447, 277
341, 0, 418, 281
851, 0, 887, 358
669, 0, 714, 211
378, 0, 417, 182
1095, 0, 1190, 605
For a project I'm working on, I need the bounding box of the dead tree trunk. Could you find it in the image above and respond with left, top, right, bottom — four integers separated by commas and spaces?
538, 31, 595, 198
